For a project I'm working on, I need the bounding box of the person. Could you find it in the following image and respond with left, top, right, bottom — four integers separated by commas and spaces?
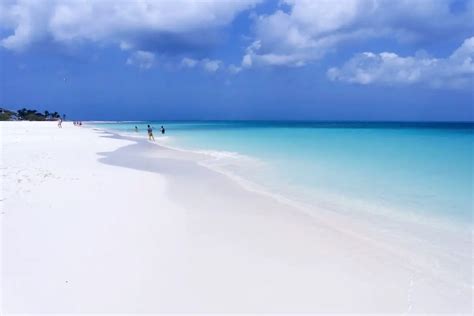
135, 126, 138, 132
58, 118, 62, 128
147, 125, 155, 141
160, 125, 165, 135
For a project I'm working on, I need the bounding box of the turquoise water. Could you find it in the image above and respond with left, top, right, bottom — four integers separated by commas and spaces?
92, 121, 473, 226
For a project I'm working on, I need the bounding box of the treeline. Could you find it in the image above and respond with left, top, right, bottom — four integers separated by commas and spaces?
0, 108, 66, 121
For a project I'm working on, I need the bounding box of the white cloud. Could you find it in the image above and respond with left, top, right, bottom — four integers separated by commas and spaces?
242, 53, 253, 68
327, 37, 474, 89
126, 50, 155, 69
0, 0, 51, 51
244, 0, 474, 67
202, 59, 221, 72
181, 57, 198, 68
180, 57, 222, 73
0, 0, 261, 51
181, 57, 246, 74
228, 64, 242, 74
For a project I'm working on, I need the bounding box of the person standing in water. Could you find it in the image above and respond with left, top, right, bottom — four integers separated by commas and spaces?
135, 126, 138, 132
147, 125, 155, 141
160, 125, 165, 135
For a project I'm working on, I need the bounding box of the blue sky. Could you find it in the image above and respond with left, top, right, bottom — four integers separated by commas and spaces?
0, 0, 473, 121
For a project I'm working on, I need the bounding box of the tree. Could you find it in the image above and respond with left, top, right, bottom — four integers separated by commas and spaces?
17, 108, 27, 119
13, 107, 62, 121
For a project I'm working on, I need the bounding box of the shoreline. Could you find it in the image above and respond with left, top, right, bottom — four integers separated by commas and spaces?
94, 125, 473, 257
94, 125, 473, 289
93, 122, 473, 230
2, 122, 472, 313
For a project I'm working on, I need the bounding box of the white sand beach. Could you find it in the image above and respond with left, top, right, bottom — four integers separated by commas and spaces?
1, 122, 472, 314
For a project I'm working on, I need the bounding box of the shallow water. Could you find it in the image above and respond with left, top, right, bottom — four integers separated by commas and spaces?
92, 121, 473, 227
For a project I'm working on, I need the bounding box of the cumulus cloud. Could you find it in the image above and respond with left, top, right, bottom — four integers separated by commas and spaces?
126, 50, 155, 69
228, 64, 242, 74
0, 0, 261, 52
244, 0, 474, 67
202, 59, 221, 72
180, 57, 245, 74
181, 57, 222, 73
327, 37, 474, 89
181, 57, 198, 68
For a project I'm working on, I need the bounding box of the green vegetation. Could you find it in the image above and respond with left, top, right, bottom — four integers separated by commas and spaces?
0, 107, 65, 121
0, 108, 16, 121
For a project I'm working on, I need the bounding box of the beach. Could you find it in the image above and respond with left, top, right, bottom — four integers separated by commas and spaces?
1, 121, 472, 314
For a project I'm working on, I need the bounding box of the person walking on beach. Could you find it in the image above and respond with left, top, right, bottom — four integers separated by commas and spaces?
147, 125, 155, 141
160, 125, 165, 135
58, 118, 62, 128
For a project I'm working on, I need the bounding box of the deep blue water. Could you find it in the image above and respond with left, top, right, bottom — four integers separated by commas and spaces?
92, 121, 473, 226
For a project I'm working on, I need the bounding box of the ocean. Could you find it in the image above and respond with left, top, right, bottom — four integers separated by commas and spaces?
91, 121, 473, 228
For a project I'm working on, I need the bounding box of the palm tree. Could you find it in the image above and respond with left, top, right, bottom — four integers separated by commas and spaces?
44, 110, 50, 119
17, 108, 27, 118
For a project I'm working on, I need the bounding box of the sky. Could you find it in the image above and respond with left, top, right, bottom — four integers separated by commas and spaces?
0, 0, 473, 121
